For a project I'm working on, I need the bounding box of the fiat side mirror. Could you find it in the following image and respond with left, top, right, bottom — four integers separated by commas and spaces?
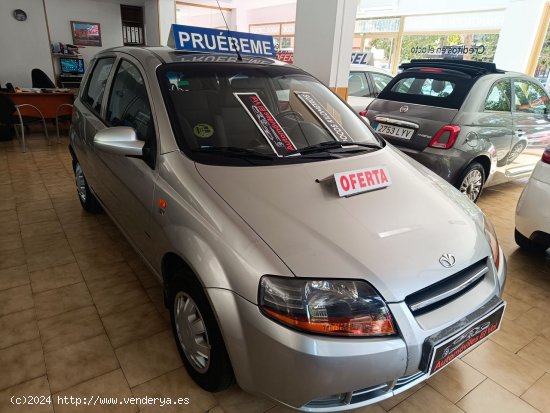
94, 127, 144, 157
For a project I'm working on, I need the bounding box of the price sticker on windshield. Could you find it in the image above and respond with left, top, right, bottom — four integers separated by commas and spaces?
334, 166, 391, 197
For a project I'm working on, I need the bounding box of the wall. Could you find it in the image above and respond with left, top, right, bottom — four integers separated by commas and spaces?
241, 3, 296, 31
158, 0, 175, 45
45, 0, 124, 69
144, 0, 160, 45
0, 0, 54, 88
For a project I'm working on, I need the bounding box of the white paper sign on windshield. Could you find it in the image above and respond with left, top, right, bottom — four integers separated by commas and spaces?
234, 92, 297, 157
294, 91, 354, 143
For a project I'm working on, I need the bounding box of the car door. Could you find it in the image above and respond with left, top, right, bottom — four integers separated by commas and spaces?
347, 71, 373, 112
94, 57, 158, 262
510, 78, 550, 177
73, 56, 117, 190
477, 78, 514, 172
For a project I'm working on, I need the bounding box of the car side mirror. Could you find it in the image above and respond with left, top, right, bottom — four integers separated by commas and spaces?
94, 127, 144, 157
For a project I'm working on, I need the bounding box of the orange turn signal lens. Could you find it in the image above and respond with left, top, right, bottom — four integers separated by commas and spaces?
260, 277, 396, 337
263, 308, 395, 336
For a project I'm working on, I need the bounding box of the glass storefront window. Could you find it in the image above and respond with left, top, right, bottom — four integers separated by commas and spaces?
534, 25, 550, 87
355, 17, 400, 34
399, 33, 499, 64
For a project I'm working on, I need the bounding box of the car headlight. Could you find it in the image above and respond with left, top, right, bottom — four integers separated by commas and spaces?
259, 276, 396, 337
484, 216, 500, 271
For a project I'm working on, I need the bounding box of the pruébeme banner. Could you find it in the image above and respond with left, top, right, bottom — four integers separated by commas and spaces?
233, 93, 297, 157
168, 24, 276, 57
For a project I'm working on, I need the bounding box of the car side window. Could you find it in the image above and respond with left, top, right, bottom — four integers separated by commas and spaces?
371, 73, 392, 94
513, 79, 550, 114
485, 79, 511, 112
348, 72, 371, 97
82, 57, 115, 116
107, 60, 156, 167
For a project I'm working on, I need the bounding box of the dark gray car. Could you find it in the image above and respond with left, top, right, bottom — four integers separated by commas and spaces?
365, 60, 550, 202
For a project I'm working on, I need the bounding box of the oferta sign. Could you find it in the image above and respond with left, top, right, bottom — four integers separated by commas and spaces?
168, 24, 276, 57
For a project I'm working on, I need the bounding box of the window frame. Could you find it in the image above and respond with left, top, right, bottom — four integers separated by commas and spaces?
483, 78, 512, 113
368, 72, 393, 96
511, 77, 550, 115
81, 55, 117, 120
348, 71, 373, 98
105, 55, 158, 169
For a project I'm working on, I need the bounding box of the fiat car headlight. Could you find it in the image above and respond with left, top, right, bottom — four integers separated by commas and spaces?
259, 277, 396, 336
484, 217, 500, 271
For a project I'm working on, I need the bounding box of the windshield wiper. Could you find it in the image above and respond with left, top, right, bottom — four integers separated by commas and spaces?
297, 141, 382, 155
193, 146, 278, 159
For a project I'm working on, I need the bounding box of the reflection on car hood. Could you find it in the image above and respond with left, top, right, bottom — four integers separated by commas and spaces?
196, 147, 489, 301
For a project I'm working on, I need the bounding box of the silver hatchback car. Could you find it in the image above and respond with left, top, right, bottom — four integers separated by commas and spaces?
69, 47, 506, 411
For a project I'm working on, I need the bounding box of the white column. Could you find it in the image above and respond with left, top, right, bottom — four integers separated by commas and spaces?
144, 0, 160, 46
293, 0, 359, 99
158, 0, 176, 46
493, 0, 546, 73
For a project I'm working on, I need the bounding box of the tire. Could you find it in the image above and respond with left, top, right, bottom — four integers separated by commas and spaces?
515, 229, 548, 253
74, 161, 101, 213
457, 162, 485, 203
169, 274, 234, 392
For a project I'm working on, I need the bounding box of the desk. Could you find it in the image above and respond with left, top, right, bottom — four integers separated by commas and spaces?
2, 91, 75, 152
6, 92, 74, 118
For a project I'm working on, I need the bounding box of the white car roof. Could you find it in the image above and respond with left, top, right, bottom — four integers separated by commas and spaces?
349, 64, 392, 76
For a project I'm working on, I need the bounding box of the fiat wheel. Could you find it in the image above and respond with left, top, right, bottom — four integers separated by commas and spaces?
457, 162, 485, 203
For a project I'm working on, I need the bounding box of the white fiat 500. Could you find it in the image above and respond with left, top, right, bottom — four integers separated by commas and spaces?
516, 145, 550, 252
69, 46, 506, 411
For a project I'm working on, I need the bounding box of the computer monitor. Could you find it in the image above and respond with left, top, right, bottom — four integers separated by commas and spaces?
59, 57, 85, 75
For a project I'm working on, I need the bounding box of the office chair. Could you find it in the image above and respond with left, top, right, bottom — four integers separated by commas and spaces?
0, 94, 49, 152
31, 68, 56, 89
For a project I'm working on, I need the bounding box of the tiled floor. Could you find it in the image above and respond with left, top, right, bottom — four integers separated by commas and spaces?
1, 132, 550, 413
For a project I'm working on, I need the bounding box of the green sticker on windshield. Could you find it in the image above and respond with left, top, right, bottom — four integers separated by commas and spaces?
193, 123, 214, 138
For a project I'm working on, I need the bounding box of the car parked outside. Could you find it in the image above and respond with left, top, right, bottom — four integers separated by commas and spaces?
347, 64, 393, 112
515, 145, 550, 252
365, 59, 550, 202
69, 47, 506, 412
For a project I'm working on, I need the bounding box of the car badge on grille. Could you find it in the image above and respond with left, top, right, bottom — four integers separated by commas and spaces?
399, 105, 409, 113
439, 253, 456, 268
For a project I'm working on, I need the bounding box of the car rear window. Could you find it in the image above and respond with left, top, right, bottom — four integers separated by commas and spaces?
378, 72, 476, 109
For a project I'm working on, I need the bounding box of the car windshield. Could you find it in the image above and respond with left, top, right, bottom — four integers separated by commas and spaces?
158, 63, 381, 164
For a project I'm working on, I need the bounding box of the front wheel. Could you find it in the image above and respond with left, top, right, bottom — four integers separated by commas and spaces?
457, 162, 485, 203
515, 229, 549, 253
169, 275, 234, 392
74, 162, 101, 213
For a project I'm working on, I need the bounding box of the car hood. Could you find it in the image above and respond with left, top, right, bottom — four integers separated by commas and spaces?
195, 146, 489, 302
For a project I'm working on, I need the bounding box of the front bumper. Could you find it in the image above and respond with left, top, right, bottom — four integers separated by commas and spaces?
208, 254, 506, 412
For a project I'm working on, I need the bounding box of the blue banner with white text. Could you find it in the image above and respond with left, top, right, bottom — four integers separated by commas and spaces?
169, 24, 276, 58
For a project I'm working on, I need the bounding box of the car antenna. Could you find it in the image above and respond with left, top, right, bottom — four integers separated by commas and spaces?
216, 0, 242, 61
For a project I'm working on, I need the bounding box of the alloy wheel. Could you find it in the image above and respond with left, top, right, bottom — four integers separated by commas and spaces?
460, 169, 483, 202
174, 291, 211, 373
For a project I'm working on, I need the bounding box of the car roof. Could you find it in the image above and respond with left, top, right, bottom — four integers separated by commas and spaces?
98, 46, 287, 66
350, 64, 392, 75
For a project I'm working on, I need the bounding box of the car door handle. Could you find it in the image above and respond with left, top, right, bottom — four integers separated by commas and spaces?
514, 130, 526, 137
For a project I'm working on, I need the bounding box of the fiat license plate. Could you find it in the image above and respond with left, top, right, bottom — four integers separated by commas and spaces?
375, 123, 414, 139
427, 302, 505, 375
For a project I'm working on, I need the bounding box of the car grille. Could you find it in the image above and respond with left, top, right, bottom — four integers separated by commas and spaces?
405, 258, 489, 315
